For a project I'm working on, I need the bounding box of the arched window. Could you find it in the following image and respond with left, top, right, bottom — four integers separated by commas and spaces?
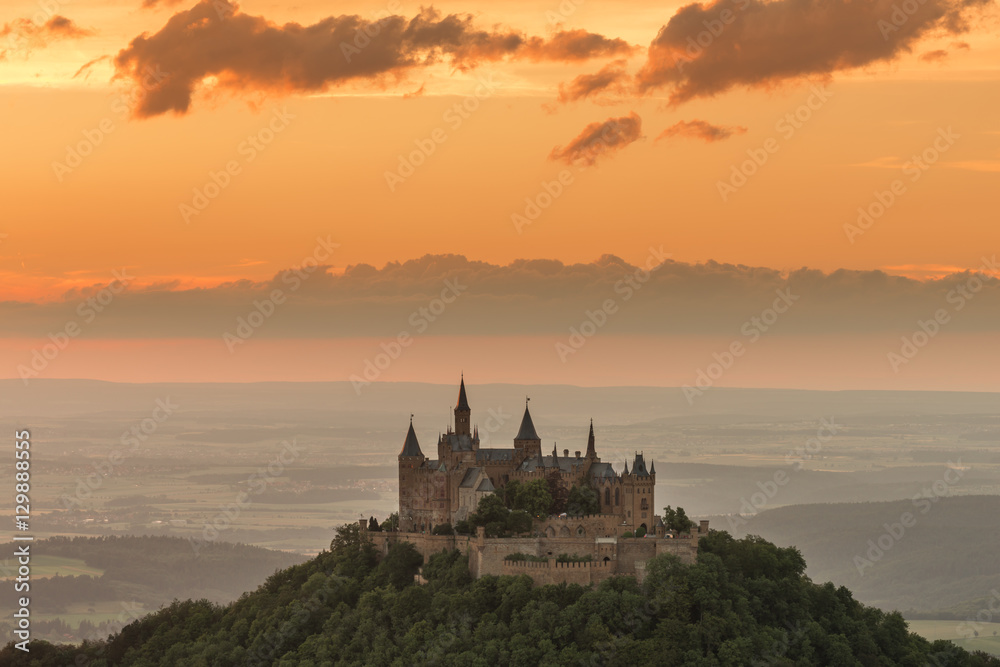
640, 498, 649, 510
576, 525, 585, 536
604, 488, 611, 505
615, 488, 620, 506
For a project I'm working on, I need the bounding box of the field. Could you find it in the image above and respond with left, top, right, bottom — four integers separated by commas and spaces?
908, 620, 1000, 657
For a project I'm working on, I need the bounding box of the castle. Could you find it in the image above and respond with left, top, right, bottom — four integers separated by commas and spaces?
372, 377, 707, 585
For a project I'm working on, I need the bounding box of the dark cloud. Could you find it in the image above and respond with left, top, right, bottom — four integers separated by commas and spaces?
0, 15, 95, 58
655, 119, 746, 143
73, 54, 112, 79
8, 255, 1000, 340
142, 0, 185, 9
114, 2, 632, 117
557, 59, 630, 103
549, 112, 643, 166
636, 0, 991, 104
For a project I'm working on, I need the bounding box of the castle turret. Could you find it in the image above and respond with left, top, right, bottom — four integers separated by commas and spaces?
514, 399, 542, 461
586, 419, 597, 460
400, 417, 424, 462
455, 374, 471, 437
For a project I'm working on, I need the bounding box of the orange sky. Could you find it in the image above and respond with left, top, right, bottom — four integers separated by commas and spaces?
2, 0, 999, 387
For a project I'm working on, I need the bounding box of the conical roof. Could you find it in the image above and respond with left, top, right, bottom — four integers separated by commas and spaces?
457, 375, 470, 411
515, 402, 540, 440
400, 419, 422, 457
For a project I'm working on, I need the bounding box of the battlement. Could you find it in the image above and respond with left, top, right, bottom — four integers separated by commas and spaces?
502, 556, 614, 584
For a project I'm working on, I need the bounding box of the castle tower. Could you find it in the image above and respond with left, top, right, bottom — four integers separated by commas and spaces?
455, 374, 471, 437
586, 419, 597, 460
398, 416, 426, 532
623, 451, 655, 532
513, 399, 542, 462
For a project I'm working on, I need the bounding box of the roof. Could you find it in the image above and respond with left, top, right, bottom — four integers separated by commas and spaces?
476, 449, 514, 463
440, 432, 476, 452
400, 421, 422, 457
457, 375, 470, 411
515, 404, 540, 441
459, 467, 482, 488
589, 462, 616, 479
476, 478, 495, 493
517, 455, 576, 473
631, 452, 650, 477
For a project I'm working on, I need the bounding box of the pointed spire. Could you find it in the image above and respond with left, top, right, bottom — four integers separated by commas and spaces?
552, 443, 559, 467
650, 460, 656, 475
515, 400, 540, 441
400, 418, 423, 458
456, 373, 470, 411
586, 419, 596, 459
623, 459, 629, 475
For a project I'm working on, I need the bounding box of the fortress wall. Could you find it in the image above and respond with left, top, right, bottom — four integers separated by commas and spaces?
501, 559, 615, 586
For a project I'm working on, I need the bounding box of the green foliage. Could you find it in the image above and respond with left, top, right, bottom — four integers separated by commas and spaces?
431, 522, 454, 535
555, 554, 592, 563
622, 531, 634, 538
663, 505, 695, 533
453, 519, 474, 535
545, 470, 569, 515
506, 510, 533, 535
635, 526, 647, 538
566, 484, 600, 516
476, 494, 510, 524
6, 530, 998, 667
380, 512, 399, 532
511, 479, 552, 518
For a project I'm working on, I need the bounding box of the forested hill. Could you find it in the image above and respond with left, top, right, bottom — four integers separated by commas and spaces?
5, 528, 999, 666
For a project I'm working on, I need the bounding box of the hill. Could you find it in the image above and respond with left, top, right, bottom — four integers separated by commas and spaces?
0, 536, 306, 643
717, 496, 1000, 617
4, 527, 999, 666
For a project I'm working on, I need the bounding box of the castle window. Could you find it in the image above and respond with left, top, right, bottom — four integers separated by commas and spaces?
604, 488, 610, 505
640, 498, 648, 510
615, 488, 620, 506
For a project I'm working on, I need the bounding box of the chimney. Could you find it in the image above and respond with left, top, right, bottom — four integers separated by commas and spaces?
563, 449, 569, 458
575, 450, 581, 458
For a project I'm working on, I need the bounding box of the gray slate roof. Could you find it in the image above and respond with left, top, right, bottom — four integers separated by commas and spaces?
400, 421, 422, 457
515, 405, 540, 440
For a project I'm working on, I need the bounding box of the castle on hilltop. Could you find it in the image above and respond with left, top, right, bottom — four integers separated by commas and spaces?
370, 377, 708, 586
399, 375, 657, 535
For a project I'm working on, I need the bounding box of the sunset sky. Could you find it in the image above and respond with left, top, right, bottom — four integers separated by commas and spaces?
2, 0, 999, 389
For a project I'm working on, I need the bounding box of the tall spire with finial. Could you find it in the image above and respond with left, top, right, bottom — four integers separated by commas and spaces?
586, 419, 597, 459
454, 373, 471, 436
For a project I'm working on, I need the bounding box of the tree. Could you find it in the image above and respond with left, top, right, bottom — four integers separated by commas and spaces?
663, 505, 695, 533
501, 479, 522, 508
506, 510, 533, 535
431, 522, 453, 535
367, 516, 381, 532
567, 485, 600, 516
380, 513, 398, 532
546, 470, 569, 515
476, 494, 510, 525
513, 479, 552, 518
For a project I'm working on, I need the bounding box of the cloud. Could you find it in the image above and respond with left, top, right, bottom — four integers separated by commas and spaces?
549, 112, 643, 166
919, 49, 950, 62
114, 2, 632, 117
0, 15, 95, 58
655, 119, 746, 143
557, 59, 630, 103
635, 0, 991, 104
142, 0, 185, 8
73, 54, 112, 79
5, 254, 1000, 340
